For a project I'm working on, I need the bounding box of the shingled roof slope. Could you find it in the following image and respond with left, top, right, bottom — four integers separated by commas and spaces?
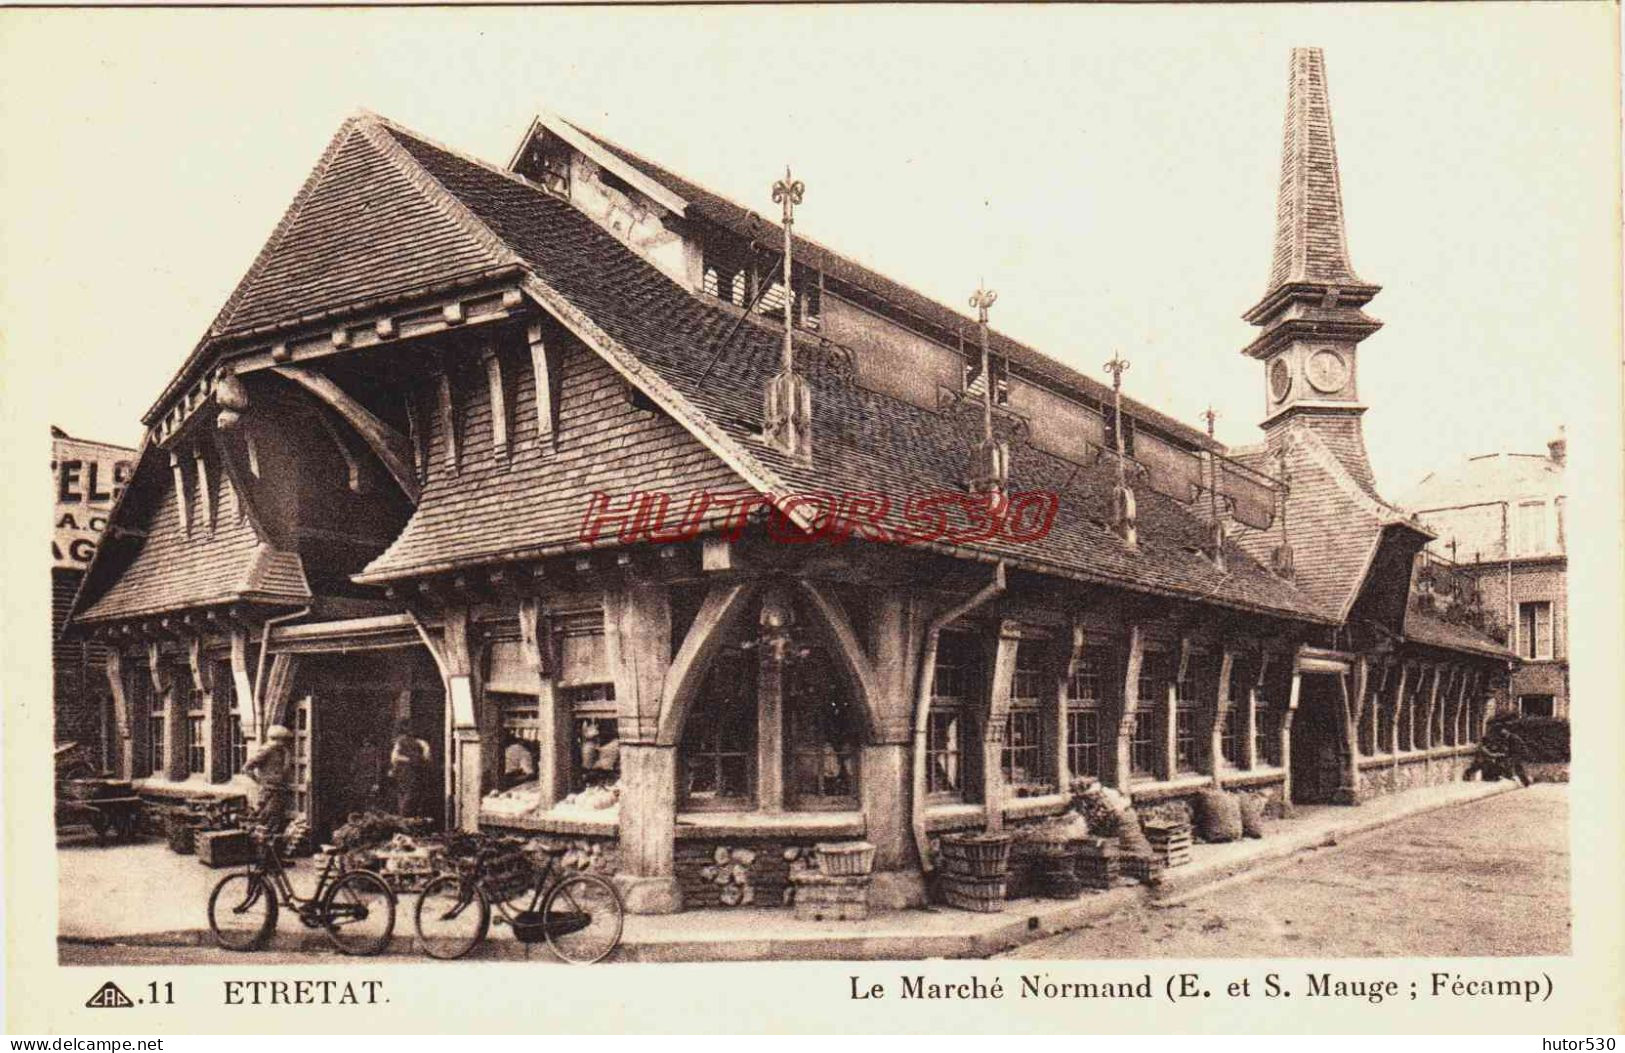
1264, 48, 1366, 294
1402, 608, 1513, 660
358, 121, 1329, 623
550, 117, 1221, 454
75, 454, 310, 622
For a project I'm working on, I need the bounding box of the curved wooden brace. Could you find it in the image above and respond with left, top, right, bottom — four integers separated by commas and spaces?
313, 408, 366, 494
655, 582, 760, 747
272, 365, 420, 504
794, 579, 884, 744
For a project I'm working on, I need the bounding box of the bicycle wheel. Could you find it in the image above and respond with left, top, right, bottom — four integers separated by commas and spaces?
321, 870, 396, 956
541, 872, 623, 964
208, 872, 277, 951
414, 874, 489, 960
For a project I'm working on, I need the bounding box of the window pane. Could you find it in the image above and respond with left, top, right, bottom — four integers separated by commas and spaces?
680, 647, 756, 806
785, 644, 858, 804
927, 708, 963, 794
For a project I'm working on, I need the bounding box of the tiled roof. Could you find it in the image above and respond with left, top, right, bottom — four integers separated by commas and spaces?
358, 120, 1330, 623
553, 118, 1221, 454
1263, 48, 1366, 294
1402, 607, 1513, 660
75, 450, 310, 622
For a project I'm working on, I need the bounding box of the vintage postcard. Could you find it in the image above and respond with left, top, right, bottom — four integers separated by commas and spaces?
4, 2, 1621, 1036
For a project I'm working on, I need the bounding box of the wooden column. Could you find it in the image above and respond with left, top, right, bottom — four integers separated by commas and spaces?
1112, 625, 1144, 793
1388, 663, 1409, 778
1278, 667, 1302, 811
438, 604, 482, 833
1333, 666, 1361, 804
603, 576, 679, 914
147, 642, 186, 782
191, 636, 229, 783
518, 596, 569, 810
861, 592, 924, 907
1422, 664, 1443, 755
105, 649, 134, 779
1054, 623, 1084, 791
229, 628, 258, 753
981, 621, 1021, 832
1209, 649, 1235, 786
262, 653, 299, 733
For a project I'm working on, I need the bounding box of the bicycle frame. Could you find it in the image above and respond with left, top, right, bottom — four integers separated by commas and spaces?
245, 839, 346, 916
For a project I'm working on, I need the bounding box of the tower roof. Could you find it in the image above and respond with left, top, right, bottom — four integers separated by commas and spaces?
1267, 48, 1365, 292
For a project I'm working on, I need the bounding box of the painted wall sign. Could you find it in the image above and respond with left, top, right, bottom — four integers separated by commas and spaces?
52, 432, 136, 570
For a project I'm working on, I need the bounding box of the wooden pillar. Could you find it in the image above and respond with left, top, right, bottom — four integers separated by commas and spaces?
1209, 649, 1235, 785
861, 592, 925, 907
228, 628, 257, 755
262, 653, 299, 733
191, 637, 230, 783
1388, 662, 1409, 780
146, 641, 186, 782
518, 596, 569, 810
1279, 668, 1301, 811
981, 621, 1021, 832
617, 743, 681, 913
1113, 625, 1145, 793
1422, 664, 1443, 754
603, 576, 679, 914
105, 649, 134, 779
1333, 666, 1361, 804
1054, 624, 1083, 791
438, 604, 481, 833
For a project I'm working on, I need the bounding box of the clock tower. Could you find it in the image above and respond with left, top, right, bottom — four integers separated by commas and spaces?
1243, 48, 1383, 492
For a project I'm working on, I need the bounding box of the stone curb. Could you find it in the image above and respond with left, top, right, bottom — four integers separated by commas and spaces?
58, 781, 1523, 963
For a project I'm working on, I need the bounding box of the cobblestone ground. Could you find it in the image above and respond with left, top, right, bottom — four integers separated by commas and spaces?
1002, 784, 1569, 960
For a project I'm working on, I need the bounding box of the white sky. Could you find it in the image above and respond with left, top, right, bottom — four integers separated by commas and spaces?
2, 4, 1617, 498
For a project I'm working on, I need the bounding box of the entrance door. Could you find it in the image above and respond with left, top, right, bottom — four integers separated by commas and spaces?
291, 695, 314, 825
1289, 674, 1347, 804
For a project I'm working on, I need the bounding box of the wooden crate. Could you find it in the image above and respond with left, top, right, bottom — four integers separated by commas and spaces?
196, 829, 255, 868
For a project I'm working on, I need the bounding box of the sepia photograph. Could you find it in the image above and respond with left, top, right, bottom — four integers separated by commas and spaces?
6, 1, 1620, 1036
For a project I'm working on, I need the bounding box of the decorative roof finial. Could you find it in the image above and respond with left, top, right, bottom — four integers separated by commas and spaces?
762, 167, 812, 461
1102, 351, 1137, 548
965, 284, 1008, 498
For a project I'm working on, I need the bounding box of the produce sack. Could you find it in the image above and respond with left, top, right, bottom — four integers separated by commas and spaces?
1237, 793, 1268, 839
1196, 789, 1244, 843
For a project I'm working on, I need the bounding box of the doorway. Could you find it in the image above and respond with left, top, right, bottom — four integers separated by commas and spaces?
1289, 673, 1348, 805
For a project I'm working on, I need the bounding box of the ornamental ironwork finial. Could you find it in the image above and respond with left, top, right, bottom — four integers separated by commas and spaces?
772, 167, 805, 228
1103, 351, 1131, 391
1203, 405, 1218, 438
969, 285, 998, 324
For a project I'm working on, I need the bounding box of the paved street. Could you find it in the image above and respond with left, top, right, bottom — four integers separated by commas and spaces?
1001, 784, 1569, 960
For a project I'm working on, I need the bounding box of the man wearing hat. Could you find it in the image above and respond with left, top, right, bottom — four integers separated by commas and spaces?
243, 725, 295, 835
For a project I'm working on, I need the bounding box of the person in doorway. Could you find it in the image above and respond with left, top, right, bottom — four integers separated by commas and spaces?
349, 736, 384, 815
389, 722, 432, 818
242, 725, 295, 836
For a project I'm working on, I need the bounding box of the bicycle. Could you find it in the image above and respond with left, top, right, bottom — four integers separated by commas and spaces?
414, 840, 623, 963
207, 827, 397, 955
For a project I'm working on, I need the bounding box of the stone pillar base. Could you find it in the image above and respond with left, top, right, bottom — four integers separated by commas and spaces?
614, 874, 683, 915
1331, 786, 1361, 806
867, 868, 927, 910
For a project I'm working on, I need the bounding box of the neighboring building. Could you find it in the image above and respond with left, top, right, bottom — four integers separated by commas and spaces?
70, 48, 1509, 915
1402, 433, 1568, 718
52, 426, 137, 766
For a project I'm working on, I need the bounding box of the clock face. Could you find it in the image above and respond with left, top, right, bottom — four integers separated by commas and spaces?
1306, 349, 1350, 394
1269, 358, 1292, 402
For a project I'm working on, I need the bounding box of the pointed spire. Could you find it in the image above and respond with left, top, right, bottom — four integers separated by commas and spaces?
1266, 47, 1363, 293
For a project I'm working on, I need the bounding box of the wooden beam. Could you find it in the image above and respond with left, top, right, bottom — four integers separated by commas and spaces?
187, 635, 213, 694
192, 442, 215, 530
484, 341, 509, 458
437, 370, 459, 474
528, 322, 560, 446
313, 407, 366, 494
272, 364, 420, 503
656, 582, 759, 746
169, 452, 192, 536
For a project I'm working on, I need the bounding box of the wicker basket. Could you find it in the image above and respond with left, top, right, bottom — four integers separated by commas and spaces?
814, 841, 875, 878
939, 833, 1012, 878
939, 873, 1008, 913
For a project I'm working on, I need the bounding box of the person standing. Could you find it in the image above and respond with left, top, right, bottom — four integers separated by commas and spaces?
242, 725, 295, 834
389, 723, 432, 819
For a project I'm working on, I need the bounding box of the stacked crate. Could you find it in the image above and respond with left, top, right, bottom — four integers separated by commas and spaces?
1143, 819, 1193, 870
789, 841, 874, 921
1073, 839, 1122, 890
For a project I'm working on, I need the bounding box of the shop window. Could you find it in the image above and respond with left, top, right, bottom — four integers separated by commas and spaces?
681, 646, 757, 808
1131, 652, 1164, 777
927, 631, 983, 800
492, 692, 541, 789
567, 683, 620, 792
1221, 660, 1248, 768
1517, 601, 1553, 661
785, 645, 859, 807
214, 665, 245, 776
1174, 668, 1201, 774
1519, 695, 1554, 718
146, 682, 166, 778
1255, 707, 1281, 767
1066, 649, 1110, 780
1002, 641, 1052, 793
